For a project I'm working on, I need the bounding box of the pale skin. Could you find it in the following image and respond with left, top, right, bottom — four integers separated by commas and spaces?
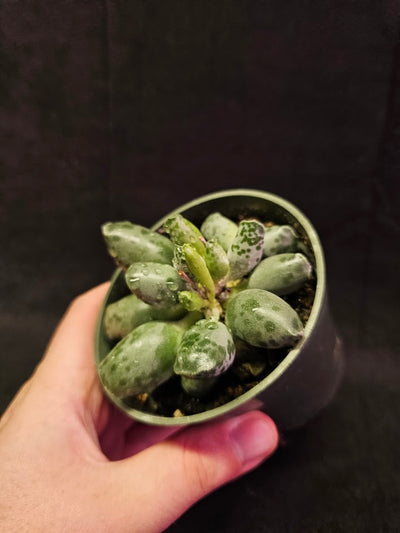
0, 283, 279, 532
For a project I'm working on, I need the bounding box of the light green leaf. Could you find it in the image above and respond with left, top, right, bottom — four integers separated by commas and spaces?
205, 240, 230, 282
183, 244, 215, 300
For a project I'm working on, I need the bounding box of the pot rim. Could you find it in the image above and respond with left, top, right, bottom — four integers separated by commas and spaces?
95, 188, 325, 426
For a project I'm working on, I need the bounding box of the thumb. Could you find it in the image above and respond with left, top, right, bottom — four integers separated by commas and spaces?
104, 411, 279, 533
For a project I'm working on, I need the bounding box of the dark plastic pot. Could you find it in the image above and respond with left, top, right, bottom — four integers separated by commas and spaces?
95, 189, 343, 431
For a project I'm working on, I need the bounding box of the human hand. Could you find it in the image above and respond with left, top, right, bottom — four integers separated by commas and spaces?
0, 284, 279, 532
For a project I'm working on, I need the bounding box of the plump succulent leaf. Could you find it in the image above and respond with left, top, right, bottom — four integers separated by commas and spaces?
205, 240, 230, 282
164, 214, 205, 256
178, 290, 207, 312
104, 294, 186, 340
227, 219, 265, 280
174, 319, 236, 378
263, 225, 298, 256
101, 221, 174, 268
182, 244, 215, 300
99, 321, 183, 398
200, 212, 238, 252
248, 253, 313, 295
180, 376, 218, 398
125, 262, 186, 308
225, 288, 304, 349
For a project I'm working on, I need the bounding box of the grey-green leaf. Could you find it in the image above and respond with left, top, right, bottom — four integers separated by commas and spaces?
227, 219, 265, 280
125, 262, 186, 308
104, 294, 186, 340
263, 225, 298, 256
99, 321, 182, 398
101, 221, 174, 268
225, 288, 304, 349
248, 253, 313, 295
200, 212, 238, 252
174, 319, 236, 378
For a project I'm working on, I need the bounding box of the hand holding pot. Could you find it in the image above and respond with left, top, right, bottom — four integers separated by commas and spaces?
0, 283, 278, 533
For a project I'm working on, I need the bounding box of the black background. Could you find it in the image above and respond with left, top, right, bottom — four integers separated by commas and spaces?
1, 2, 399, 531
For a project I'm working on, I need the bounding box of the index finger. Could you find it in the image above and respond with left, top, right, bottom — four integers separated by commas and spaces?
36, 282, 110, 395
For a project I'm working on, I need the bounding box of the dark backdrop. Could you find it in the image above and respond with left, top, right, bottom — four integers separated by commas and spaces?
1, 2, 399, 531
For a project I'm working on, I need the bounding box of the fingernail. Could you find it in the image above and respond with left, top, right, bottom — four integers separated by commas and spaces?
228, 413, 278, 467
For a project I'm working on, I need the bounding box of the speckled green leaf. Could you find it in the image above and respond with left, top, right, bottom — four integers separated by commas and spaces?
101, 221, 174, 268
99, 321, 182, 398
174, 319, 236, 378
200, 212, 238, 252
248, 253, 312, 295
164, 214, 205, 255
205, 240, 230, 282
125, 262, 186, 308
227, 219, 265, 280
263, 225, 298, 256
225, 288, 304, 349
104, 294, 186, 340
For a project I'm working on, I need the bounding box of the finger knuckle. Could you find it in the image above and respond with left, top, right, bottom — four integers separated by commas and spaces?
182, 446, 215, 494
179, 434, 239, 495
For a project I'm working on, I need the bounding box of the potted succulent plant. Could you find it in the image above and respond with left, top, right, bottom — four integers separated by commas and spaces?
95, 189, 343, 430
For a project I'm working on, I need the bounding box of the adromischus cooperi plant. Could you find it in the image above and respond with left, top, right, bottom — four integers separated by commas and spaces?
98, 212, 313, 402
